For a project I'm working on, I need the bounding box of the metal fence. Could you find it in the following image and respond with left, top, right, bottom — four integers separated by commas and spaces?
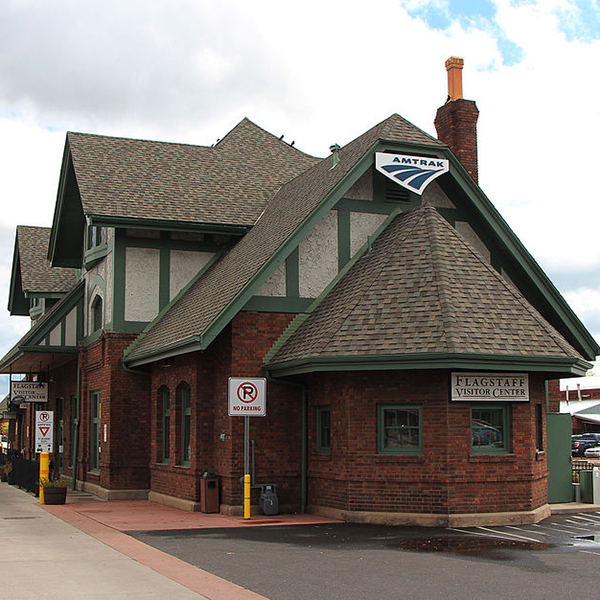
2, 451, 39, 496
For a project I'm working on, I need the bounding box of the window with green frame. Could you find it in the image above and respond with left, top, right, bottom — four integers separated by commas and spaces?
471, 404, 511, 453
377, 404, 422, 454
90, 390, 101, 472
161, 387, 170, 462
316, 405, 331, 453
91, 296, 103, 332
179, 384, 191, 465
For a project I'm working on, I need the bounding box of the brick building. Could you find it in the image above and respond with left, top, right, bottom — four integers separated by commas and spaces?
1, 58, 598, 525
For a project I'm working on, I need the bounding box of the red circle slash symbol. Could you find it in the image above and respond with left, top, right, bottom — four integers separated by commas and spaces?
237, 382, 258, 404
40, 412, 50, 422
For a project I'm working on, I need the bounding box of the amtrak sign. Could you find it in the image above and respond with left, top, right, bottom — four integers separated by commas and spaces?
375, 152, 449, 195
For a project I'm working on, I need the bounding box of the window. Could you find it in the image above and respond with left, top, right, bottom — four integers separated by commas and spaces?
535, 404, 544, 451
91, 296, 103, 332
88, 226, 106, 249
179, 384, 191, 465
316, 406, 331, 453
471, 405, 510, 454
377, 404, 422, 454
90, 391, 101, 472
161, 388, 170, 462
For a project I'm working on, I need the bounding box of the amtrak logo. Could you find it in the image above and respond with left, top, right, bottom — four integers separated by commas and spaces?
375, 153, 449, 195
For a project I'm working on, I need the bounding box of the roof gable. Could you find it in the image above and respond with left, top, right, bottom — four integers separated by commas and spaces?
266, 205, 589, 376
9, 226, 78, 314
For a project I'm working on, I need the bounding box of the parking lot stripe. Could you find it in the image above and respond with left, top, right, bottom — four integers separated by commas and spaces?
579, 550, 600, 557
475, 526, 543, 543
506, 526, 549, 536
571, 514, 600, 524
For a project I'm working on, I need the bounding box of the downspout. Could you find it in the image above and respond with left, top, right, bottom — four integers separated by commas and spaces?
266, 373, 308, 514
71, 355, 81, 491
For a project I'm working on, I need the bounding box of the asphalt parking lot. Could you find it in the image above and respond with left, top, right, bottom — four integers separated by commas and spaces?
130, 511, 600, 599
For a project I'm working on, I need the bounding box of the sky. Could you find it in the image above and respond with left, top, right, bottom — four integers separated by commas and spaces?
0, 0, 599, 396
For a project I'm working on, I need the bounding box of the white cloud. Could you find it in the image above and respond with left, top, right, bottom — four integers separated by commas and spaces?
0, 0, 598, 368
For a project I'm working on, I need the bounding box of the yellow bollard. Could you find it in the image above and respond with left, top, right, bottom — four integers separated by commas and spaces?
244, 473, 251, 520
39, 452, 49, 504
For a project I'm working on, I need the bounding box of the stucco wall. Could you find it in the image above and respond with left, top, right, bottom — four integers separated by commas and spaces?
456, 221, 491, 263
299, 210, 338, 298
350, 212, 387, 257
256, 262, 286, 297
125, 247, 160, 321
49, 322, 62, 345
169, 250, 213, 300
64, 306, 77, 345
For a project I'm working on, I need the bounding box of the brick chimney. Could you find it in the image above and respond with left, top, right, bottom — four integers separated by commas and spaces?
434, 57, 479, 183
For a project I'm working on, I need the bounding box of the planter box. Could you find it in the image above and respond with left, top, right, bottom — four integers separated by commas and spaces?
43, 487, 67, 505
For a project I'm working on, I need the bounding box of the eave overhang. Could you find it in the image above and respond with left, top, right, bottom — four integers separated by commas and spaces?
265, 353, 592, 379
0, 281, 84, 375
86, 214, 250, 237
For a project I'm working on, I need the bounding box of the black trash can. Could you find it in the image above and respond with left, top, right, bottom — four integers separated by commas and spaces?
259, 484, 279, 516
200, 472, 219, 513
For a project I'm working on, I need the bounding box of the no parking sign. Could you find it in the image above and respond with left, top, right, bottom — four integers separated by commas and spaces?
35, 410, 54, 453
228, 378, 266, 416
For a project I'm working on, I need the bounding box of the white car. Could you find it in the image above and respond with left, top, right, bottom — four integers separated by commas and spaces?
583, 446, 600, 458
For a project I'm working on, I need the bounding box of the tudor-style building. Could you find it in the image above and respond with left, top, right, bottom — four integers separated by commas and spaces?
2, 58, 597, 525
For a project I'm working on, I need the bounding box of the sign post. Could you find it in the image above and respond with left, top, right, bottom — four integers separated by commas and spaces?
228, 378, 266, 520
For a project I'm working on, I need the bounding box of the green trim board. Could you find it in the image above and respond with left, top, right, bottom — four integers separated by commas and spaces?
266, 352, 592, 379
286, 248, 299, 298
87, 214, 250, 236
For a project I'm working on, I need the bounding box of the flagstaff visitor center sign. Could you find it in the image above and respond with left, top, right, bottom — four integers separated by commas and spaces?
11, 381, 48, 403
451, 372, 529, 401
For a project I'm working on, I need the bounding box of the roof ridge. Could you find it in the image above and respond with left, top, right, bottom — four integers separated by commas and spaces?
425, 206, 460, 352
67, 130, 214, 150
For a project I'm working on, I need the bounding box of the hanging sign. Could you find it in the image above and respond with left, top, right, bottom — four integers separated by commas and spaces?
451, 372, 529, 401
35, 410, 54, 453
228, 378, 267, 416
375, 152, 449, 195
11, 381, 48, 403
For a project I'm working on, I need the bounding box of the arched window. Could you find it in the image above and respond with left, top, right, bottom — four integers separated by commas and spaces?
91, 296, 103, 332
177, 383, 191, 466
159, 387, 170, 462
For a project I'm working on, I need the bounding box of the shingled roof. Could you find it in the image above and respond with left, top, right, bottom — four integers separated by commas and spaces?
265, 204, 587, 374
67, 118, 319, 227
16, 226, 77, 294
124, 114, 445, 364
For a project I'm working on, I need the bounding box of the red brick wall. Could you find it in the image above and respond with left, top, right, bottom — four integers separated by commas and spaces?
434, 99, 479, 182
79, 332, 151, 490
306, 370, 548, 515
148, 311, 300, 507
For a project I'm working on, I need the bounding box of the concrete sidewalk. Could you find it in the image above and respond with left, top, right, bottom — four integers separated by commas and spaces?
0, 483, 241, 599
0, 482, 336, 599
